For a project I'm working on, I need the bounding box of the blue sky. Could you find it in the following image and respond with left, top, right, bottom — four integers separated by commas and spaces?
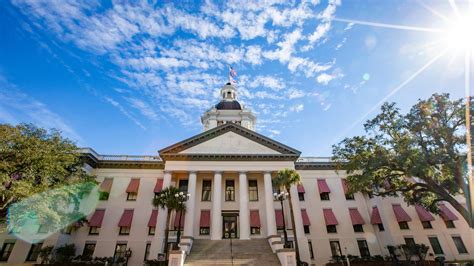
0, 0, 472, 156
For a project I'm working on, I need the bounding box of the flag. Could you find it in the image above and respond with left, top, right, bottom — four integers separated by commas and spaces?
229, 66, 237, 78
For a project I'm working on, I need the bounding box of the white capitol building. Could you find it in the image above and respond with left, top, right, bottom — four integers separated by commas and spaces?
1, 82, 473, 265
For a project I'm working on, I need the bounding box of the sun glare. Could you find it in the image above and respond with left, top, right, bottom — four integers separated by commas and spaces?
443, 13, 474, 51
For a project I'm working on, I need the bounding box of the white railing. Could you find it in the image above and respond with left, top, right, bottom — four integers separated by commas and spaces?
79, 148, 162, 161
296, 157, 332, 163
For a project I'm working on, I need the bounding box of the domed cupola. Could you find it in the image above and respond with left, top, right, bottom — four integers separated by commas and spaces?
201, 80, 256, 131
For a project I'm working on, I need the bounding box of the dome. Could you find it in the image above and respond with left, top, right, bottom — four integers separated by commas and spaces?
215, 100, 242, 110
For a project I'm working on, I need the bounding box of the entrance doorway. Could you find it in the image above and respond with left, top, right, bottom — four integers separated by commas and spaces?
222, 214, 238, 239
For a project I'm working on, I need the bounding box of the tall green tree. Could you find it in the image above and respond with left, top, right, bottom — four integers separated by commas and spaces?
0, 123, 95, 229
332, 93, 471, 224
152, 186, 186, 258
273, 168, 302, 264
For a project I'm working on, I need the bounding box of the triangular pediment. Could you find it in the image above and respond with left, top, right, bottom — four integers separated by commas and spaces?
159, 123, 300, 161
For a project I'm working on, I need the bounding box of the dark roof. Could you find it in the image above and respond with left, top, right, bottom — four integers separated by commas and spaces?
215, 100, 242, 110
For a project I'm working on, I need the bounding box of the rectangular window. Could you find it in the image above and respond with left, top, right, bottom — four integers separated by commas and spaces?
377, 223, 385, 231
248, 180, 258, 201
200, 227, 210, 235
0, 242, 15, 261
201, 180, 212, 201
404, 237, 416, 247
329, 241, 342, 257
452, 236, 468, 254
127, 192, 137, 201
26, 242, 43, 261
179, 180, 189, 192
89, 226, 100, 235
148, 227, 155, 236
37, 224, 49, 234
119, 226, 130, 235
304, 225, 310, 234
62, 225, 73, 235
320, 192, 330, 201
357, 240, 370, 257
225, 180, 235, 201
251, 227, 260, 235
422, 221, 433, 229
345, 193, 355, 200
444, 220, 455, 228
428, 237, 444, 255
144, 243, 151, 261
114, 243, 127, 259
326, 225, 337, 233
298, 192, 305, 201
398, 221, 409, 230
82, 243, 96, 259
308, 241, 314, 259
353, 224, 364, 233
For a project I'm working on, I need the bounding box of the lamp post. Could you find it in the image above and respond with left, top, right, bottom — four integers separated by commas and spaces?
124, 248, 132, 266
175, 191, 190, 248
273, 191, 290, 248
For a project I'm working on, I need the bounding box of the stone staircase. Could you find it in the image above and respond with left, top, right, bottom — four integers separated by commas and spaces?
184, 239, 280, 266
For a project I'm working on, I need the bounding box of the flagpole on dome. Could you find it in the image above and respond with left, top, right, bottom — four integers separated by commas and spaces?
228, 65, 237, 84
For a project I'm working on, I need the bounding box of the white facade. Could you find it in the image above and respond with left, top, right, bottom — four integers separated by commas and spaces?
1, 82, 473, 265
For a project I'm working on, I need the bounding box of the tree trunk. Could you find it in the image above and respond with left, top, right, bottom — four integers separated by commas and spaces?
287, 185, 301, 264
424, 178, 472, 226
163, 209, 172, 258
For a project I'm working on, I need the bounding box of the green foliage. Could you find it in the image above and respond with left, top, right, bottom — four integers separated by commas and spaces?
273, 168, 301, 190
55, 243, 76, 263
39, 245, 54, 264
0, 123, 96, 228
398, 243, 429, 262
332, 93, 470, 223
152, 186, 187, 213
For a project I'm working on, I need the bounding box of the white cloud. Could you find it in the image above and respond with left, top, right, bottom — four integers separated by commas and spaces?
248, 76, 285, 91
126, 98, 159, 121
245, 45, 263, 65
316, 68, 344, 85
287, 88, 306, 99
290, 103, 304, 113
104, 96, 146, 130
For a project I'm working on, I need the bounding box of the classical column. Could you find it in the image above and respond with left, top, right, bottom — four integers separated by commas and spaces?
264, 172, 277, 236
239, 172, 250, 240
183, 171, 197, 238
211, 172, 222, 240
289, 184, 311, 262
152, 171, 172, 257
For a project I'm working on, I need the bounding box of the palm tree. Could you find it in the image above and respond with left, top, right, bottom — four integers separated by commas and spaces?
273, 168, 302, 265
152, 186, 186, 258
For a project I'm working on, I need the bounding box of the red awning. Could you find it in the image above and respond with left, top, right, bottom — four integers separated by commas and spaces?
89, 209, 105, 227
323, 209, 338, 225
118, 209, 134, 227
301, 209, 311, 226
297, 184, 305, 193
154, 179, 164, 193
99, 178, 113, 192
148, 210, 158, 227
415, 205, 434, 222
250, 210, 261, 227
370, 206, 382, 224
317, 179, 331, 193
200, 210, 211, 227
341, 179, 349, 194
392, 204, 412, 222
439, 204, 458, 221
349, 208, 365, 225
275, 210, 284, 227
174, 211, 185, 228
126, 178, 140, 193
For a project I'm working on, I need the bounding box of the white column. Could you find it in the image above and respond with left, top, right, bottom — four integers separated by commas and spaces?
183, 171, 197, 238
264, 172, 277, 236
239, 172, 250, 240
152, 171, 172, 258
211, 172, 222, 240
289, 184, 311, 263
